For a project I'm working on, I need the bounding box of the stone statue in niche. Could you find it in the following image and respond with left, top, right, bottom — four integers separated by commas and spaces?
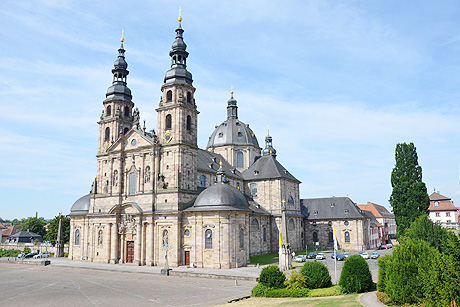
98, 230, 103, 245
157, 174, 166, 189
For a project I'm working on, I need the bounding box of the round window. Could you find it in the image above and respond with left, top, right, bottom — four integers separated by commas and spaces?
328, 221, 332, 226
312, 222, 317, 227
131, 139, 137, 146
344, 220, 349, 226
184, 229, 190, 236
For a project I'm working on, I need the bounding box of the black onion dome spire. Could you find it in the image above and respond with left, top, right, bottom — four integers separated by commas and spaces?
164, 18, 193, 85
227, 90, 238, 119
106, 32, 132, 101
262, 130, 277, 158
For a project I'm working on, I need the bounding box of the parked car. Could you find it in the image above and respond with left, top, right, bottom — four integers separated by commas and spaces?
295, 255, 306, 262
386, 243, 393, 248
33, 252, 50, 259
343, 252, 350, 259
316, 253, 326, 260
378, 244, 388, 250
306, 252, 317, 259
360, 252, 369, 260
17, 253, 25, 258
24, 252, 38, 259
370, 252, 380, 259
335, 254, 345, 261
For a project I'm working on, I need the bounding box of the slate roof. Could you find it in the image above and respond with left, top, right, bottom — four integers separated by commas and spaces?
8, 230, 43, 243
70, 194, 91, 215
207, 118, 260, 148
428, 192, 457, 212
357, 202, 394, 219
242, 155, 300, 183
197, 149, 243, 180
300, 197, 367, 220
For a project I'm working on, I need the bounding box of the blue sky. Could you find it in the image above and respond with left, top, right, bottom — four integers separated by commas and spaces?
1, 0, 460, 219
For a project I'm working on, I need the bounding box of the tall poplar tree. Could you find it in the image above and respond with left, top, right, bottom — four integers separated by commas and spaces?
389, 142, 429, 237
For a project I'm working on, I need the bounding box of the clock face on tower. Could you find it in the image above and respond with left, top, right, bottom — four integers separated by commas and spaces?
103, 141, 110, 152
164, 130, 172, 143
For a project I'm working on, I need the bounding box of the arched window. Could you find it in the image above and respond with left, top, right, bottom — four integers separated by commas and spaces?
239, 228, 244, 249
105, 127, 110, 142
124, 106, 130, 118
106, 105, 111, 116
288, 196, 294, 205
75, 229, 80, 245
328, 232, 333, 243
205, 229, 212, 249
145, 166, 151, 183
345, 231, 350, 243
186, 115, 191, 131
187, 92, 192, 103
236, 151, 244, 168
288, 219, 295, 231
250, 183, 257, 198
166, 114, 172, 130
129, 172, 136, 195
313, 232, 318, 242
263, 227, 267, 242
251, 218, 259, 231
113, 170, 118, 186
166, 90, 172, 102
123, 127, 129, 134
200, 175, 206, 188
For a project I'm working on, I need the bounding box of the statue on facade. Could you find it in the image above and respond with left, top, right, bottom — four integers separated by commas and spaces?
133, 107, 140, 128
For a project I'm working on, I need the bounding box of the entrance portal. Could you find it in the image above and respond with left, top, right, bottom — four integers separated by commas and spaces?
184, 251, 190, 266
127, 241, 134, 263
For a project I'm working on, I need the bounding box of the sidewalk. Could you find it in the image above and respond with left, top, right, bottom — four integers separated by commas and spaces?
0, 257, 261, 281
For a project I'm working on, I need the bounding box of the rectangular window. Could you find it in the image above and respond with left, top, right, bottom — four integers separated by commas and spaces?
435, 212, 440, 217
250, 183, 257, 198
446, 212, 451, 217
129, 172, 136, 195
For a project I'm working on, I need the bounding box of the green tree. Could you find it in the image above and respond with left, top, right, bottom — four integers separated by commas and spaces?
389, 142, 430, 237
19, 217, 47, 237
403, 215, 448, 253
43, 215, 71, 245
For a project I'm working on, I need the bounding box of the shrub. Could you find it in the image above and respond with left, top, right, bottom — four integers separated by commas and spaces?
377, 255, 390, 292
251, 283, 271, 297
385, 239, 436, 305
309, 285, 342, 297
403, 215, 448, 253
23, 246, 31, 254
265, 288, 310, 298
284, 270, 307, 289
376, 291, 392, 305
339, 255, 373, 293
257, 265, 286, 289
300, 260, 331, 289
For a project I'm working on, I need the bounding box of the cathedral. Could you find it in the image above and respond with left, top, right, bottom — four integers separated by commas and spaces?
69, 17, 371, 268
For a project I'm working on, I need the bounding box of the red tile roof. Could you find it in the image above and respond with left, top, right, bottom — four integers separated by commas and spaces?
357, 202, 393, 218
428, 192, 457, 212
1, 225, 21, 237
429, 192, 451, 201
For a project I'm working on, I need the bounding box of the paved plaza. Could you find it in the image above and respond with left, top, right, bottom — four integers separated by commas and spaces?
0, 263, 256, 307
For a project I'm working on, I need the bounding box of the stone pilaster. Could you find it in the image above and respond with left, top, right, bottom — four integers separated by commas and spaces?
134, 221, 142, 265
110, 222, 118, 264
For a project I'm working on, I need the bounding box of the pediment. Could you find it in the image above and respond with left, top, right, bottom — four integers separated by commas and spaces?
107, 128, 155, 153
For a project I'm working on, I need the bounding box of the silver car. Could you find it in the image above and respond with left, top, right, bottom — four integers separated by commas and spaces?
316, 253, 326, 260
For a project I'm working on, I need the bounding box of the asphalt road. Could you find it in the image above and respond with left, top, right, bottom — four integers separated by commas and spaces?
0, 264, 255, 307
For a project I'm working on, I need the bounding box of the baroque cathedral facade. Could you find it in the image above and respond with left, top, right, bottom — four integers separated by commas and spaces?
69, 18, 371, 268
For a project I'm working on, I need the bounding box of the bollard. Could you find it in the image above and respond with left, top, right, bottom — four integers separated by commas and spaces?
235, 279, 238, 286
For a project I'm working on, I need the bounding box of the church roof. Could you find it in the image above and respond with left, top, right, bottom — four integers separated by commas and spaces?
301, 197, 367, 220
242, 155, 300, 183
197, 149, 243, 180
70, 194, 91, 215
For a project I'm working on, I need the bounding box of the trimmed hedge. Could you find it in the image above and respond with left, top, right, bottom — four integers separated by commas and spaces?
251, 283, 272, 297
377, 255, 390, 292
339, 255, 373, 293
300, 260, 332, 289
257, 265, 286, 289
265, 288, 310, 298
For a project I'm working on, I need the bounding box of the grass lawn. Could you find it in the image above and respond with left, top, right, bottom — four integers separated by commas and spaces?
215, 294, 363, 306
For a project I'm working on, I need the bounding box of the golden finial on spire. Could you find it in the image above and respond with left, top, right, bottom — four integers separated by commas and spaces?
178, 7, 183, 22
219, 160, 223, 168
267, 125, 270, 135
230, 85, 234, 95
121, 29, 124, 43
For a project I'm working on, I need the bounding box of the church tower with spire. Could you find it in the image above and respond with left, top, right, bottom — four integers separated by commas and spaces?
155, 14, 199, 210
97, 32, 134, 155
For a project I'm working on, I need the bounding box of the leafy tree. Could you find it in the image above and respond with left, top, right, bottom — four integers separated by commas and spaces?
389, 142, 430, 237
300, 260, 331, 289
339, 255, 373, 293
19, 217, 46, 237
43, 215, 71, 245
284, 270, 307, 289
403, 215, 448, 253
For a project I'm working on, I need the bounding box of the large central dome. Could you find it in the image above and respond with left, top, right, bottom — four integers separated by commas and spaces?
207, 94, 259, 148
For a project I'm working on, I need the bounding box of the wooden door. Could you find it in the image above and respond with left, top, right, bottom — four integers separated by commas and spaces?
184, 251, 190, 266
127, 241, 134, 263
